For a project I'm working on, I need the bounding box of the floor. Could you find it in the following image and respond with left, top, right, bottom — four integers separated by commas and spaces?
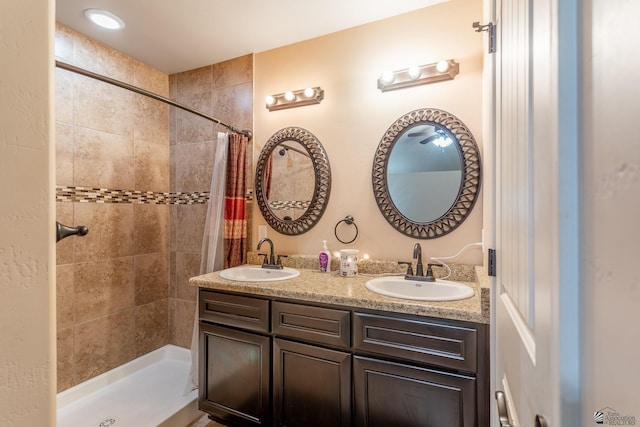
187, 414, 226, 427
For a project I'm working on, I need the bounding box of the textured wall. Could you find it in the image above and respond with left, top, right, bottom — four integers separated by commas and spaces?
168, 56, 253, 348
0, 0, 55, 424
54, 24, 170, 391
253, 0, 484, 263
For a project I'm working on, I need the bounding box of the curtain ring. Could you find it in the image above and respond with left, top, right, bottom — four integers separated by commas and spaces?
334, 215, 358, 244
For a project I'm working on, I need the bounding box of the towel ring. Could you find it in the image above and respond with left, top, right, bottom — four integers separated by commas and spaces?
334, 215, 358, 244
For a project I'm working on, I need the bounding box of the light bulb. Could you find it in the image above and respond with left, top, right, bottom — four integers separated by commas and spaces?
265, 95, 276, 106
84, 9, 125, 30
284, 91, 295, 102
380, 70, 395, 84
303, 87, 315, 98
408, 65, 421, 80
436, 60, 450, 73
433, 136, 453, 148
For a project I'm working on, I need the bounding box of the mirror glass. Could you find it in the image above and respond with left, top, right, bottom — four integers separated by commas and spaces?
372, 108, 481, 239
387, 124, 462, 223
266, 141, 315, 221
255, 127, 331, 235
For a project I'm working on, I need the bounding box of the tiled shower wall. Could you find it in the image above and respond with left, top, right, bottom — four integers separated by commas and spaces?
54, 24, 170, 392
168, 56, 254, 348
54, 24, 253, 392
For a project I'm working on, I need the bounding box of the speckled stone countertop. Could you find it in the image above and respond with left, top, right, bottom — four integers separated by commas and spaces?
190, 258, 491, 324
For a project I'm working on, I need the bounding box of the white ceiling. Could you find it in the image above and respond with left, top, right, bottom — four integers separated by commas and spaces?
56, 0, 447, 74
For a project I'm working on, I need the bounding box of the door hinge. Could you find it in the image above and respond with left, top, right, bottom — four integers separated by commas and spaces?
472, 21, 496, 54
488, 249, 496, 277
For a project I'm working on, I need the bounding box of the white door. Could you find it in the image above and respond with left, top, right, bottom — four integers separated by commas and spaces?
491, 0, 581, 425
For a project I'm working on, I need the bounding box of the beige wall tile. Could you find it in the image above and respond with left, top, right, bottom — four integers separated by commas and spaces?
135, 139, 169, 192
134, 204, 169, 255
175, 204, 207, 253
212, 82, 253, 133
134, 61, 169, 97
54, 23, 75, 63
55, 68, 74, 123
176, 252, 200, 302
134, 96, 169, 146
173, 142, 215, 193
134, 299, 169, 357
74, 75, 134, 137
74, 33, 135, 84
57, 327, 74, 392
176, 65, 212, 95
56, 202, 74, 265
212, 54, 253, 88
169, 251, 177, 298
74, 310, 137, 384
134, 252, 169, 305
56, 121, 74, 186
73, 203, 134, 262
175, 92, 214, 144
74, 257, 135, 324
74, 126, 134, 189
169, 298, 196, 349
56, 264, 75, 329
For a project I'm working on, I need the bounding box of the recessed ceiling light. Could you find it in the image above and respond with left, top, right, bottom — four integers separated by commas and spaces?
84, 9, 125, 30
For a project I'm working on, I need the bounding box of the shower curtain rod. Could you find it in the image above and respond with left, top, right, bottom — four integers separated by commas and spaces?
55, 60, 252, 140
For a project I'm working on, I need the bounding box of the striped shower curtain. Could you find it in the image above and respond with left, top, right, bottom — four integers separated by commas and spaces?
223, 132, 248, 268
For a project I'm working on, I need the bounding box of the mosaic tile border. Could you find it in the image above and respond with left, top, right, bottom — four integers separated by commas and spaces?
268, 200, 311, 211
56, 185, 209, 205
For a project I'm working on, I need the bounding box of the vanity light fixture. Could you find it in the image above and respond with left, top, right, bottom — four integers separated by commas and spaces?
84, 9, 126, 30
265, 87, 324, 111
377, 59, 459, 92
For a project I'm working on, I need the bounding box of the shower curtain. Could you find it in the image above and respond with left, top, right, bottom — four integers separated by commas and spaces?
224, 132, 249, 267
186, 131, 249, 392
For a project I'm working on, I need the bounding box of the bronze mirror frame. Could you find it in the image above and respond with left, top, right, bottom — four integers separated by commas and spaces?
372, 108, 481, 238
255, 127, 331, 235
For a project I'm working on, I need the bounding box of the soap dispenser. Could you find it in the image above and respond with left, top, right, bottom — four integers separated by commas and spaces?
319, 240, 331, 273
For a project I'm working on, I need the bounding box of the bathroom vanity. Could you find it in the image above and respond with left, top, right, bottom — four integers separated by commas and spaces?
191, 267, 490, 427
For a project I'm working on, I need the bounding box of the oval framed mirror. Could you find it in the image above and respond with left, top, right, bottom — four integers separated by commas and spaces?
372, 108, 481, 238
255, 127, 331, 235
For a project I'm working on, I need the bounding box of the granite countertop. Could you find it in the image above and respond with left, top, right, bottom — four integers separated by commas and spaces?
190, 263, 490, 324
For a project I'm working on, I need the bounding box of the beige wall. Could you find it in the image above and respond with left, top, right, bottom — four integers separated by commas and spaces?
253, 0, 484, 263
0, 0, 55, 424
168, 56, 253, 348
54, 24, 171, 391
581, 0, 640, 417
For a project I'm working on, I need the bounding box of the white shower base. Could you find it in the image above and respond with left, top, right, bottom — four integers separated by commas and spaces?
57, 345, 202, 427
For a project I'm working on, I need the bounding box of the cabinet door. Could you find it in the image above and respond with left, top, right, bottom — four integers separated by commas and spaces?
354, 356, 476, 427
273, 338, 351, 427
199, 323, 271, 426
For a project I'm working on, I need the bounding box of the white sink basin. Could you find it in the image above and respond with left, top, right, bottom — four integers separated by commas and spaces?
219, 265, 300, 282
365, 276, 474, 301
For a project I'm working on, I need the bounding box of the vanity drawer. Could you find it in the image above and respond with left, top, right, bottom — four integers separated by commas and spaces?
199, 290, 269, 333
273, 301, 350, 349
353, 312, 477, 372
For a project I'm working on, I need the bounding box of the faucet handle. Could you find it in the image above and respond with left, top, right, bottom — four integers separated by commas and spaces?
398, 261, 414, 276
258, 253, 269, 265
425, 263, 444, 282
276, 254, 288, 267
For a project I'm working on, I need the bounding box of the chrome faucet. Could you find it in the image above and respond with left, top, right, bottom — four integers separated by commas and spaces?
257, 238, 284, 269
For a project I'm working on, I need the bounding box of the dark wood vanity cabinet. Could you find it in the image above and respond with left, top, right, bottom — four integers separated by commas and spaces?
199, 289, 488, 427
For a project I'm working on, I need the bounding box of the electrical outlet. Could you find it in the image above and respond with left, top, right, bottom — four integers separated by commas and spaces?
258, 225, 267, 240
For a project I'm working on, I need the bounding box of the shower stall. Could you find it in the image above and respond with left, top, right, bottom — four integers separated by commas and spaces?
54, 23, 252, 426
